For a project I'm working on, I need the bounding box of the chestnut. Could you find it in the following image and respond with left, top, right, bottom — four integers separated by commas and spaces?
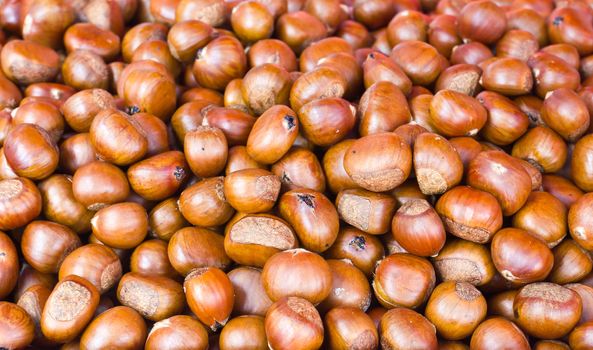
479, 57, 534, 96
201, 106, 257, 146
241, 64, 291, 116
178, 177, 235, 227
122, 23, 168, 62
168, 227, 231, 276
193, 36, 247, 91
514, 282, 582, 339
491, 228, 553, 283
289, 66, 347, 112
390, 40, 448, 86
569, 321, 593, 350
63, 23, 121, 61
568, 193, 593, 250
477, 91, 529, 145
323, 140, 361, 194
373, 253, 436, 309
72, 161, 130, 211
117, 272, 185, 321
265, 296, 323, 350
62, 50, 110, 91
541, 88, 590, 142
149, 198, 189, 241
231, 1, 274, 43
392, 199, 446, 257
246, 105, 298, 164
262, 249, 331, 304
362, 52, 412, 95
428, 90, 487, 137
467, 150, 532, 216
91, 202, 148, 250
248, 39, 297, 72
223, 168, 280, 213
127, 151, 189, 201
184, 266, 234, 331
543, 174, 583, 208
80, 306, 147, 350
450, 42, 493, 66
226, 145, 266, 174
145, 315, 209, 350
0, 231, 18, 299
344, 132, 411, 192
278, 188, 339, 252
41, 275, 100, 343
358, 81, 411, 136
297, 97, 356, 147
512, 191, 567, 248
0, 302, 35, 349
276, 11, 327, 54
228, 266, 272, 317
386, 10, 427, 46
566, 283, 593, 325
176, 0, 226, 27
414, 132, 463, 195
21, 221, 81, 274
325, 227, 384, 277
380, 307, 438, 350
470, 318, 530, 350
1, 40, 60, 85
89, 109, 148, 166
130, 239, 178, 279
271, 147, 326, 193
325, 307, 378, 350
336, 188, 396, 235
527, 52, 580, 98
319, 259, 371, 312
4, 123, 59, 180
167, 20, 213, 63
0, 177, 42, 231
58, 244, 122, 294
512, 126, 567, 173
432, 238, 496, 286
549, 239, 593, 284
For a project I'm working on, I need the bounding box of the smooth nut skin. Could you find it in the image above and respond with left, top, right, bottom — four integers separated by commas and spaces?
470, 318, 530, 350
193, 36, 247, 91
91, 202, 148, 250
41, 275, 100, 343
380, 307, 438, 350
72, 161, 130, 211
0, 231, 19, 300
1, 40, 60, 85
344, 132, 412, 192
514, 282, 582, 339
324, 307, 378, 350
168, 227, 231, 276
429, 90, 488, 137
146, 315, 208, 350
21, 221, 81, 274
58, 244, 122, 295
0, 177, 43, 231
80, 306, 147, 350
224, 168, 281, 213
569, 193, 593, 251
4, 123, 59, 180
127, 151, 189, 201
178, 177, 235, 228
117, 272, 185, 322
390, 40, 448, 86
265, 296, 324, 350
0, 302, 35, 349
246, 105, 299, 164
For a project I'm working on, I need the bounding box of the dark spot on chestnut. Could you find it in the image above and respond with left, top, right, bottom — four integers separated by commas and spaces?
349, 236, 367, 251
126, 105, 140, 114
173, 166, 186, 181
553, 16, 563, 26
297, 194, 315, 208
284, 115, 296, 130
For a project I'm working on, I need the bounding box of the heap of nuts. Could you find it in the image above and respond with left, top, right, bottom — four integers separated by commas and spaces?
3, 0, 593, 349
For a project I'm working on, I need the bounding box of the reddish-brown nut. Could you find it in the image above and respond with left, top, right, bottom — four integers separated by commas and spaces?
278, 188, 339, 252
434, 64, 482, 96
297, 97, 356, 147
12, 101, 64, 143
1, 40, 60, 85
390, 40, 448, 86
433, 238, 496, 286
512, 126, 567, 174
336, 188, 396, 235
527, 52, 580, 98
276, 11, 327, 54
265, 297, 323, 350
91, 202, 148, 250
324, 307, 378, 350
457, 0, 507, 44
262, 249, 332, 304
514, 282, 582, 339
491, 228, 554, 283
168, 227, 231, 276
3, 123, 59, 180
512, 191, 567, 248
477, 91, 529, 145
224, 168, 281, 213
184, 126, 228, 178
379, 307, 438, 350
193, 36, 247, 91
358, 81, 411, 136
428, 90, 487, 137
289, 66, 347, 112
61, 89, 117, 133
572, 134, 593, 192
543, 174, 583, 208
80, 306, 147, 350
469, 318, 530, 350
241, 64, 291, 115
0, 177, 42, 231
467, 151, 532, 216
496, 30, 539, 61
122, 23, 168, 62
117, 272, 185, 321
21, 221, 81, 274
568, 193, 593, 251
130, 239, 178, 279
541, 88, 591, 142
127, 151, 189, 201
62, 50, 110, 91
413, 133, 463, 195
228, 266, 273, 316
344, 132, 411, 192
184, 266, 234, 331
201, 106, 257, 146
40, 275, 100, 343
428, 14, 462, 58
231, 1, 274, 43
548, 239, 593, 284
362, 52, 412, 95
548, 6, 593, 55
176, 0, 226, 27
271, 147, 326, 193
0, 231, 18, 299
72, 161, 130, 211
0, 302, 35, 349
248, 39, 298, 72
64, 23, 121, 61
450, 42, 493, 66
373, 253, 436, 309
392, 199, 446, 257
145, 315, 208, 350
425, 281, 487, 340
178, 177, 235, 227
58, 243, 122, 295
246, 105, 299, 164
149, 198, 189, 241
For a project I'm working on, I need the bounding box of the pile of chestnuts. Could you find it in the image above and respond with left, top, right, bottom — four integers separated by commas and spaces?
2, 0, 593, 349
